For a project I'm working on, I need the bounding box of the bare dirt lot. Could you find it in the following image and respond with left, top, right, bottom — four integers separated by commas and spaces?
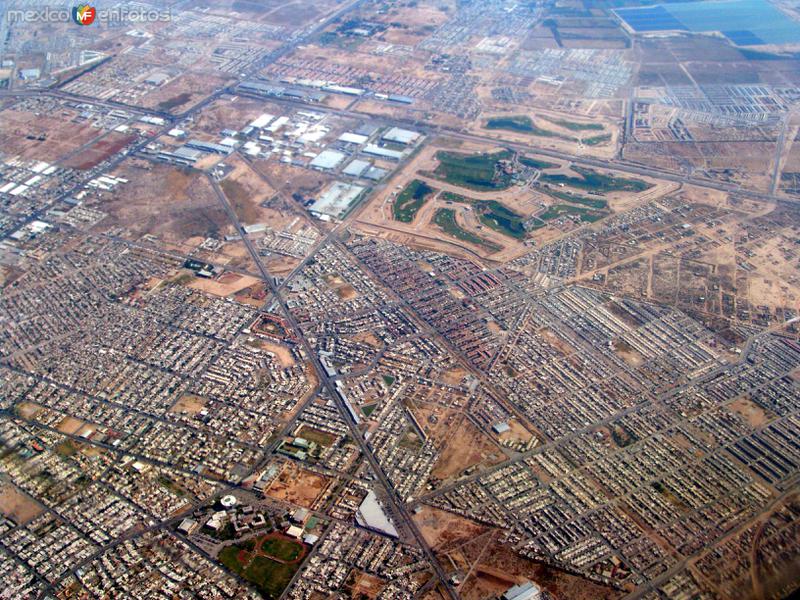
729, 397, 774, 428
140, 72, 233, 114
350, 571, 386, 599
169, 394, 208, 416
219, 154, 276, 225
56, 416, 86, 435
62, 132, 137, 170
189, 272, 261, 297
0, 107, 106, 162
428, 413, 505, 482
0, 482, 43, 525
90, 159, 233, 246
257, 340, 296, 368
458, 539, 623, 600
413, 505, 490, 552
265, 462, 330, 509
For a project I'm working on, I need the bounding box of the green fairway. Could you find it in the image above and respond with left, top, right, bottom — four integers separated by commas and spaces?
519, 156, 558, 170
439, 192, 526, 239
542, 189, 608, 210
542, 116, 605, 131
486, 116, 573, 141
538, 204, 606, 223
393, 179, 436, 222
583, 133, 612, 146
428, 150, 514, 191
486, 115, 538, 133
433, 208, 502, 252
539, 166, 651, 193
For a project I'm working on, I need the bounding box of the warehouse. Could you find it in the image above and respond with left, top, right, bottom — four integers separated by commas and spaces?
362, 144, 404, 161
355, 491, 398, 538
310, 181, 365, 219
310, 149, 346, 170
343, 159, 371, 177
338, 132, 369, 145
381, 127, 420, 145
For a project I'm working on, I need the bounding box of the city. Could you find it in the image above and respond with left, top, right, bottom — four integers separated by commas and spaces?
1, 1, 800, 599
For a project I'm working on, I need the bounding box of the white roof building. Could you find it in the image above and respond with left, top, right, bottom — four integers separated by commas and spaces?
355, 491, 398, 538
382, 127, 421, 145
286, 525, 304, 539
249, 113, 275, 129
503, 582, 542, 600
310, 149, 345, 170
338, 132, 369, 145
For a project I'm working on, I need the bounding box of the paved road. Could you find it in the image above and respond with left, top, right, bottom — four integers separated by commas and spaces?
209, 174, 459, 600
232, 89, 797, 211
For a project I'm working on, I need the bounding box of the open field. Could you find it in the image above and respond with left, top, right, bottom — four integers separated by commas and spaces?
140, 73, 233, 114
62, 131, 137, 170
429, 415, 505, 482
219, 154, 276, 225
0, 107, 109, 162
265, 462, 330, 509
189, 272, 261, 297
0, 482, 44, 525
413, 505, 490, 552
169, 394, 208, 416
90, 159, 231, 243
255, 339, 296, 368
218, 532, 306, 599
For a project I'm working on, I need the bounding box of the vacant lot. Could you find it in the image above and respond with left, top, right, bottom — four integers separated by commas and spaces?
265, 462, 329, 509
413, 505, 489, 552
0, 483, 43, 525
169, 394, 207, 415
90, 160, 231, 247
430, 416, 504, 482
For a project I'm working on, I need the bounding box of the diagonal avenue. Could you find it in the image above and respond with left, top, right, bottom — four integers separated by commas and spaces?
208, 174, 459, 600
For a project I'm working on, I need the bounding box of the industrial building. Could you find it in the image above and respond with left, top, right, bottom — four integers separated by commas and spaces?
338, 132, 369, 145
343, 159, 371, 177
381, 127, 421, 145
309, 149, 346, 170
502, 581, 542, 600
355, 491, 398, 538
363, 144, 404, 161
309, 182, 365, 219
185, 139, 235, 155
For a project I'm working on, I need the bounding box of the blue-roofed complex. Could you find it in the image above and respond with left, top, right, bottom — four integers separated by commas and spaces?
615, 0, 800, 46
